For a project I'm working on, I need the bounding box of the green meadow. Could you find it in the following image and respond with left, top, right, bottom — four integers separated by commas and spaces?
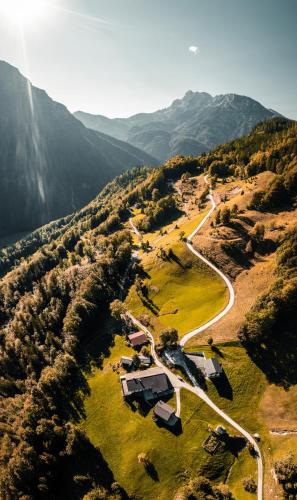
82, 336, 240, 500
125, 211, 228, 338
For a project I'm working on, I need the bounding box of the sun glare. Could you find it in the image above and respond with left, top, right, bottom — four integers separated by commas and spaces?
0, 0, 47, 27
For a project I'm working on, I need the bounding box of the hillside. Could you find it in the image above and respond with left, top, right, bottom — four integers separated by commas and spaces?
0, 61, 156, 238
1, 118, 297, 499
75, 91, 280, 161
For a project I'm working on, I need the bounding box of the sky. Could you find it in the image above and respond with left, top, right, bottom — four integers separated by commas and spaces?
0, 0, 296, 118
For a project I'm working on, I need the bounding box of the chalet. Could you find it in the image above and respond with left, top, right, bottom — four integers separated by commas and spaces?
128, 331, 147, 348
152, 400, 178, 426
204, 358, 222, 379
120, 356, 134, 369
120, 367, 173, 401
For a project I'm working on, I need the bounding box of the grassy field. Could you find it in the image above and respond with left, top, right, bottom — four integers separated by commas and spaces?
227, 448, 257, 499
125, 211, 228, 339
82, 181, 297, 498
187, 343, 267, 432
185, 342, 267, 493
259, 384, 297, 431
82, 336, 243, 500
184, 340, 297, 497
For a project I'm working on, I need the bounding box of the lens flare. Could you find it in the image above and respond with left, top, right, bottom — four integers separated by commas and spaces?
0, 0, 47, 27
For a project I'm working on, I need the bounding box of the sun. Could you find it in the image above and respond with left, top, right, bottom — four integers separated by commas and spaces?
0, 0, 47, 27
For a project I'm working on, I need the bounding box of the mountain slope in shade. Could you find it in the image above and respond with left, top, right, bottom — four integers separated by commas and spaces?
0, 61, 156, 237
75, 91, 281, 161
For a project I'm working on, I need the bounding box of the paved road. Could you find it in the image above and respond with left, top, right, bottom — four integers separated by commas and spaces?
128, 176, 263, 500
180, 176, 235, 346
175, 388, 181, 417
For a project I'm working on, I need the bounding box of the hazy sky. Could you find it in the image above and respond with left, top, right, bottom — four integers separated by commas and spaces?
0, 0, 296, 118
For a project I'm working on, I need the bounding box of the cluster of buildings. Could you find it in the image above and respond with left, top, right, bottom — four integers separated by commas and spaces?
120, 330, 152, 370
120, 366, 177, 426
119, 329, 224, 427
119, 329, 178, 427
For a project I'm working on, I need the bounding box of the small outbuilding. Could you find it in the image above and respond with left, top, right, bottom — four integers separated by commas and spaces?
204, 358, 222, 379
120, 356, 134, 369
138, 355, 151, 367
215, 425, 227, 437
128, 331, 147, 348
153, 400, 178, 426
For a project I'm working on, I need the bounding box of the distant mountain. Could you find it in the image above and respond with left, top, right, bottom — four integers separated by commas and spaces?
75, 91, 281, 161
0, 61, 156, 237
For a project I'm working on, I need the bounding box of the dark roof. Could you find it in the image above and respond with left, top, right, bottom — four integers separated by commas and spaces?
204, 358, 222, 376
153, 400, 175, 422
120, 367, 171, 397
128, 331, 147, 346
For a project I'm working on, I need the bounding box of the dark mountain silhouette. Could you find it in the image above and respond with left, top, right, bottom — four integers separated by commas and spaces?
75, 90, 281, 161
0, 61, 156, 237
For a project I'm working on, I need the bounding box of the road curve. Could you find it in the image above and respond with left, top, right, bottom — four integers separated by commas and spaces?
180, 176, 235, 346
128, 176, 263, 500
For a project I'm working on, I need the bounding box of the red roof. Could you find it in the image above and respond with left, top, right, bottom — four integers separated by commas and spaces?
128, 331, 147, 346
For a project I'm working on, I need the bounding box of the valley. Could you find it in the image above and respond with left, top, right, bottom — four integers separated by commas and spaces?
0, 2, 296, 498
1, 118, 297, 500
83, 125, 297, 498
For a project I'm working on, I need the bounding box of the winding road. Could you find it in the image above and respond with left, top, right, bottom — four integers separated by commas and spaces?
128, 175, 263, 500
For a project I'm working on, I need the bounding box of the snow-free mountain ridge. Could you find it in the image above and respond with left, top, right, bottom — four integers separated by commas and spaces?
75, 90, 281, 161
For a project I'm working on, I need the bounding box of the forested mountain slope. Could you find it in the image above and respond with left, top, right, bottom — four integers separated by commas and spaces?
1, 117, 297, 499
0, 158, 199, 498
0, 61, 156, 238
200, 117, 297, 384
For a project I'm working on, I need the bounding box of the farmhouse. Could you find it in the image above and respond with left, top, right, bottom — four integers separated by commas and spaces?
153, 400, 178, 426
120, 367, 173, 401
204, 358, 222, 379
128, 331, 147, 347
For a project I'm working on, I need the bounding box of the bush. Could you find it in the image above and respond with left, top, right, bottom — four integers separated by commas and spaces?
159, 328, 178, 348
242, 476, 257, 493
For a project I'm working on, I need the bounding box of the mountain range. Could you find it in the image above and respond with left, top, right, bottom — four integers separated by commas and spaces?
75, 91, 280, 161
0, 61, 156, 237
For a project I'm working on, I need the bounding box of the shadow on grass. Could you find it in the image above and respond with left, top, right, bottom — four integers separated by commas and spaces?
166, 248, 185, 269
133, 398, 153, 417
135, 265, 150, 281
210, 372, 233, 400
154, 417, 183, 436
242, 330, 297, 388
139, 293, 160, 315
236, 215, 255, 227
224, 435, 246, 458
145, 462, 160, 482
55, 432, 129, 500
211, 345, 225, 358
221, 240, 252, 271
